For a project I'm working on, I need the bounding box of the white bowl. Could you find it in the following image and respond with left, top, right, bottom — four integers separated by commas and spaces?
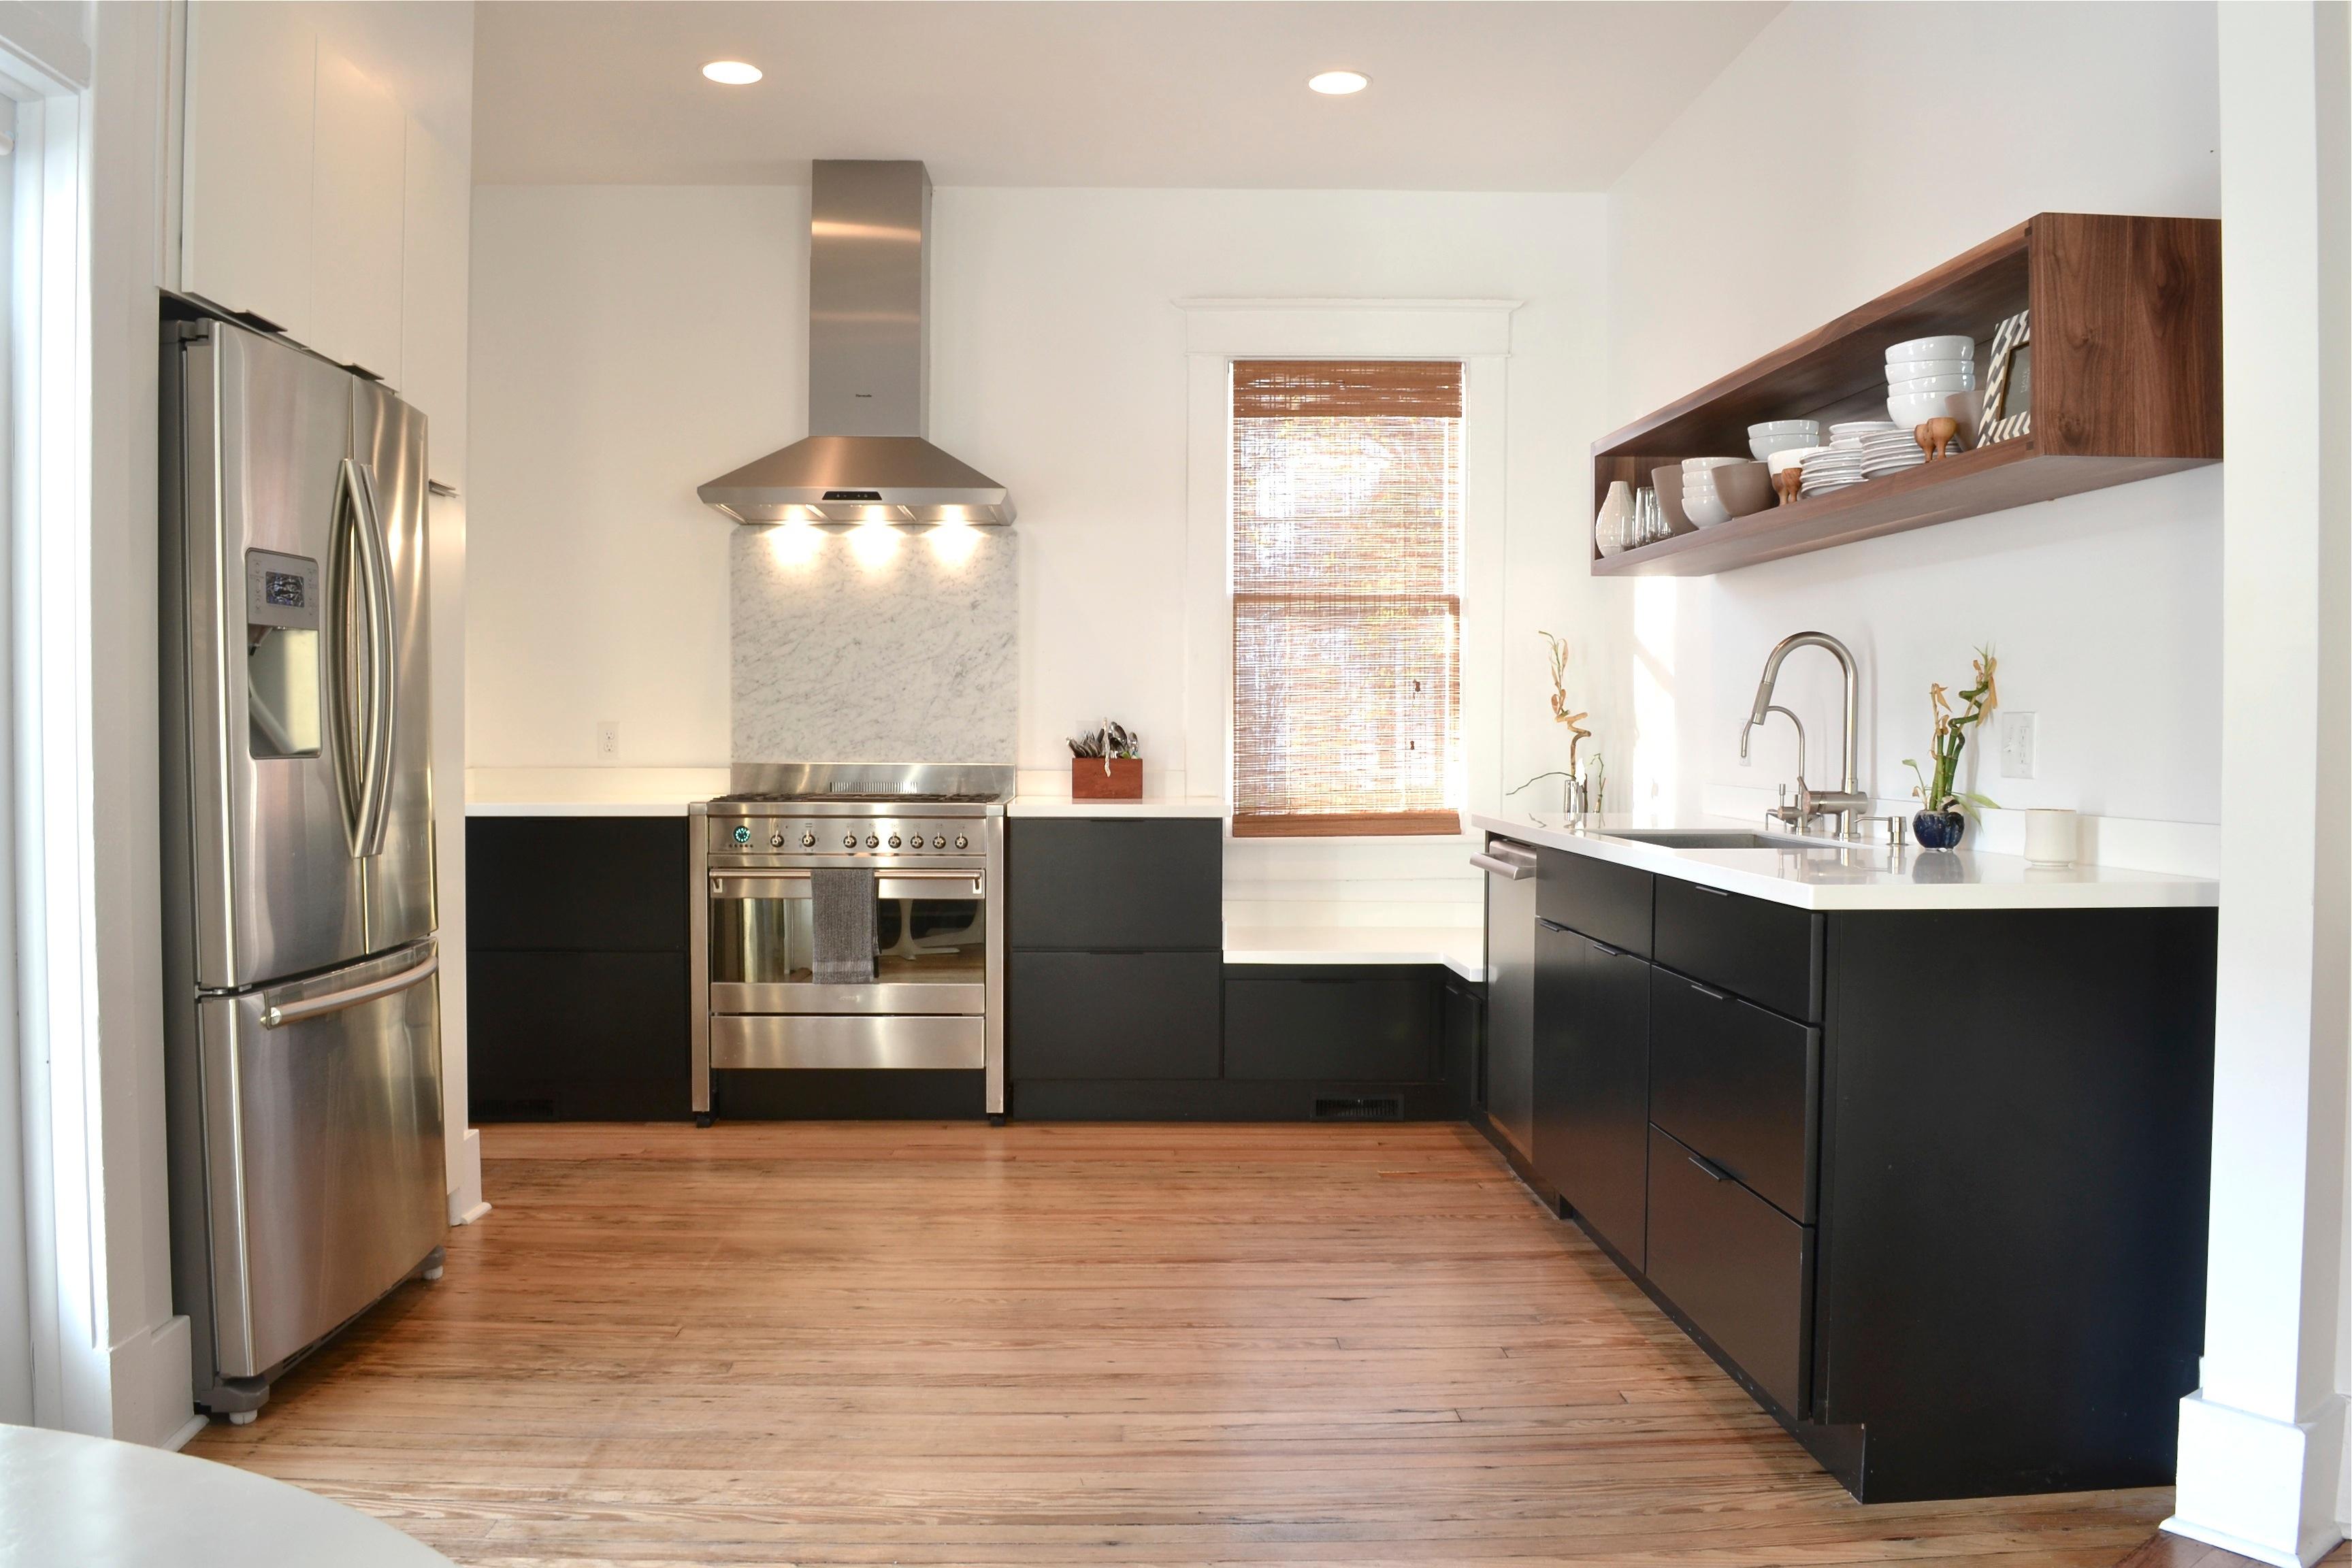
1682, 492, 1732, 527
1766, 444, 1826, 476
1881, 358, 1973, 381
1886, 372, 1976, 396
1748, 419, 1821, 436
1749, 429, 1820, 461
1886, 335, 1974, 363
1888, 388, 1980, 429
1681, 455, 1744, 472
1682, 480, 1719, 502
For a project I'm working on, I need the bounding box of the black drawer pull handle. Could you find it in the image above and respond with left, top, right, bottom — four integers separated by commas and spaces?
1536, 917, 1573, 934
1585, 937, 1624, 958
1686, 980, 1729, 1002
1688, 1154, 1733, 1183
1692, 884, 1731, 898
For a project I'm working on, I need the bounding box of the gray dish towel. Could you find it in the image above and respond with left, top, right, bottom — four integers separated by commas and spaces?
809, 866, 877, 984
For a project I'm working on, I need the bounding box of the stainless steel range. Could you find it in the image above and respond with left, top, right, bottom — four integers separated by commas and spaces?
691, 764, 1011, 1124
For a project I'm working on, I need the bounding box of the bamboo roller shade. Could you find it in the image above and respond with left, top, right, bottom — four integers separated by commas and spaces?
1231, 360, 1463, 838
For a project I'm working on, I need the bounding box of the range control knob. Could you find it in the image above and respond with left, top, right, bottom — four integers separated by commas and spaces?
769, 833, 785, 848
843, 834, 858, 849
887, 834, 902, 849
801, 832, 817, 847
732, 826, 751, 845
932, 834, 947, 848
954, 834, 969, 850
865, 834, 881, 849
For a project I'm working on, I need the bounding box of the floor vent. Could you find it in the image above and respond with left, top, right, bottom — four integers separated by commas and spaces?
1313, 1094, 1403, 1122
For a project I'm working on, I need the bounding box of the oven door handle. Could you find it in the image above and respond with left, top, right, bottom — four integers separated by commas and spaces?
708, 868, 986, 899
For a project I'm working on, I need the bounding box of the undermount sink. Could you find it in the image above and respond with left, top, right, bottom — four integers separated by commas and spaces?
1601, 828, 1845, 852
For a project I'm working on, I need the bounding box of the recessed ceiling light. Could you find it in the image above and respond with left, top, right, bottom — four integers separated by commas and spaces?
1307, 70, 1369, 95
702, 60, 762, 86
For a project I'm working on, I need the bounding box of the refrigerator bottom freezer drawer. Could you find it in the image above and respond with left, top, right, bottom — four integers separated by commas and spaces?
710, 1013, 985, 1071
200, 942, 446, 1379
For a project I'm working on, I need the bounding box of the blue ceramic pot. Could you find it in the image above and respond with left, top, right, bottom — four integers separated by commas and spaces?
1913, 809, 1966, 850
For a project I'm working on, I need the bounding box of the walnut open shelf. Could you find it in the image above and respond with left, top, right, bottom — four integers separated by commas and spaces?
1590, 213, 2221, 578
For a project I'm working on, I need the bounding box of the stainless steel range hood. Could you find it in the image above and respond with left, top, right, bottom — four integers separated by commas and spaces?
698, 161, 1014, 527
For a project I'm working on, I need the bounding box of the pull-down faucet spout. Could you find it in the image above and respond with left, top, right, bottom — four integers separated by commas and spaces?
1748, 631, 1869, 836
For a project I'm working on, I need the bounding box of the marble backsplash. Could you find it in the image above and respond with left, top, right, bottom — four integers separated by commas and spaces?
731, 526, 1017, 764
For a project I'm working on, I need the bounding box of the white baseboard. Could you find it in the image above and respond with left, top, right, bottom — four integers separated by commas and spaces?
163, 1411, 210, 1452
2165, 1390, 2348, 1567
108, 1313, 194, 1449
446, 1126, 487, 1226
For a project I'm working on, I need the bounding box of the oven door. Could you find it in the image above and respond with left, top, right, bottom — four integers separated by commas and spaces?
703, 864, 991, 1072
706, 866, 987, 1016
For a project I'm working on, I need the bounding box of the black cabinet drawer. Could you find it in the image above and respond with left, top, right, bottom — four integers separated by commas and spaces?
468, 949, 690, 1120
1650, 968, 1820, 1221
1009, 952, 1221, 1079
1007, 819, 1222, 950
468, 817, 689, 952
1647, 1124, 1813, 1418
1224, 969, 1438, 1081
1653, 876, 1820, 1021
1535, 849, 1652, 958
1532, 920, 1651, 1269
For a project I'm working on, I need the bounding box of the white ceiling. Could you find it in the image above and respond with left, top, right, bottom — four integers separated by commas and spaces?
472, 1, 1784, 190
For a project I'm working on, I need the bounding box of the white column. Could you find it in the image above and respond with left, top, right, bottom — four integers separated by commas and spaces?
2166, 5, 2352, 1565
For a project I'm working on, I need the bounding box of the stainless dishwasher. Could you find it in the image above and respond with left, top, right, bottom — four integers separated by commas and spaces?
1473, 835, 1538, 1160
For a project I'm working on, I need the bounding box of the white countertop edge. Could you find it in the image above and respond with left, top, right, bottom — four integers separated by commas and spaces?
1009, 795, 1227, 818
466, 800, 696, 817
1224, 926, 1486, 982
1470, 812, 2219, 912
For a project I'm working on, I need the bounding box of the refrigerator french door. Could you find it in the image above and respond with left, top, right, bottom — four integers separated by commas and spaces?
161, 316, 444, 1420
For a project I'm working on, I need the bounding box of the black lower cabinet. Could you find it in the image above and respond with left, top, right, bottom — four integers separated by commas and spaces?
469, 949, 689, 1120
1645, 1123, 1812, 1418
467, 815, 691, 1121
1225, 970, 1437, 1081
1532, 918, 1650, 1269
1009, 952, 1222, 1079
1440, 975, 1484, 1119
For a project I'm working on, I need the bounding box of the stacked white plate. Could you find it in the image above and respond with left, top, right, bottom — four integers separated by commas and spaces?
1885, 336, 1975, 433
1860, 427, 1932, 478
1799, 440, 1866, 497
1799, 423, 1891, 495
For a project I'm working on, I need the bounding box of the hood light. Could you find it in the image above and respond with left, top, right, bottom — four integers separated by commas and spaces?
1308, 70, 1369, 95
702, 61, 762, 85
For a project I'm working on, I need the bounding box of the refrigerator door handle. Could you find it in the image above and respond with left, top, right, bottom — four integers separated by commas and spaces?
345, 459, 396, 859
261, 947, 438, 1028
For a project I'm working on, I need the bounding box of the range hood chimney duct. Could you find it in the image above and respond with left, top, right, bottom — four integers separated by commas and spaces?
697, 160, 1014, 527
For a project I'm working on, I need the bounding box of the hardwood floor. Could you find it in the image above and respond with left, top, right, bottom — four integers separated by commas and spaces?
193, 1120, 2189, 1566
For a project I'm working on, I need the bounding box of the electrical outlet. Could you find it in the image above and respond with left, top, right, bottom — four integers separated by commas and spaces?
596, 721, 619, 762
1999, 710, 2037, 780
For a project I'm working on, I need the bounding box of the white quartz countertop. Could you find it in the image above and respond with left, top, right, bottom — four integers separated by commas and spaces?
1471, 811, 2219, 913
1008, 793, 1226, 818
1225, 926, 1485, 982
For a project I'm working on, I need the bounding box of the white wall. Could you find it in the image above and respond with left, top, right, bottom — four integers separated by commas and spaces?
1605, 2, 2223, 864
468, 184, 1618, 921
0, 0, 474, 1447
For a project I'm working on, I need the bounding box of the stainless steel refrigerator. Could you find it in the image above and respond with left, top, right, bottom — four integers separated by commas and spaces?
160, 316, 445, 1422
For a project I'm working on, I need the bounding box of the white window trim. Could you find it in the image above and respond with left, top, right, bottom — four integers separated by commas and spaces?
1178, 297, 1518, 838
0, 28, 98, 1436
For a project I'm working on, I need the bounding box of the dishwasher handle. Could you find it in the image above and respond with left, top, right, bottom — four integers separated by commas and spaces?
1470, 852, 1535, 881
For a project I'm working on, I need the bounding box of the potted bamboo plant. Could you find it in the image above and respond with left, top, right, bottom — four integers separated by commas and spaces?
1903, 648, 1999, 849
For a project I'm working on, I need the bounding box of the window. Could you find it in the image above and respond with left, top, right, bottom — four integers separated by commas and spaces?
1230, 359, 1463, 837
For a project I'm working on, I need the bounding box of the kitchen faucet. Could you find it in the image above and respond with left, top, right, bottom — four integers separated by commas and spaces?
1745, 631, 1870, 838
